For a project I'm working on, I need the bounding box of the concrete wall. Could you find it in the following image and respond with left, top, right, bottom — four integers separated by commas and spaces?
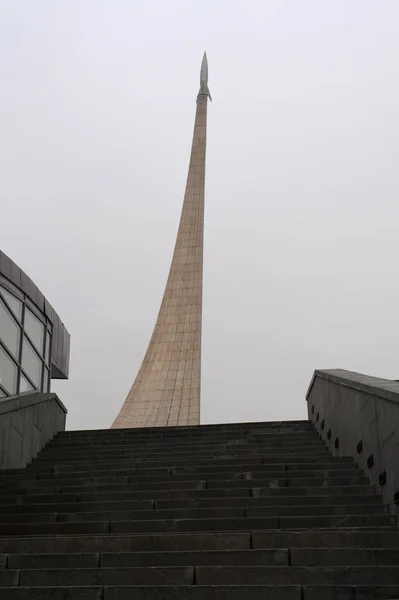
0, 392, 67, 470
306, 369, 399, 516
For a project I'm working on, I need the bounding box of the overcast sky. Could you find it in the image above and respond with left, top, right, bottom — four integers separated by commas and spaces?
1, 1, 399, 430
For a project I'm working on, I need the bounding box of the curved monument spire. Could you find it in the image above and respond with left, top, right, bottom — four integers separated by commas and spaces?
112, 53, 211, 428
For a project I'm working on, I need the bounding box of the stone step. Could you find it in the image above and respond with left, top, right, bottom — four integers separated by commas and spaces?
303, 585, 399, 599
55, 425, 314, 435
0, 494, 382, 516
251, 485, 374, 498
34, 448, 331, 463
0, 507, 246, 524
196, 565, 399, 585
57, 421, 311, 436
40, 440, 329, 452
16, 566, 194, 586
18, 455, 354, 474
48, 432, 320, 444
6, 547, 399, 570
2, 529, 399, 555
0, 532, 252, 553
6, 549, 289, 569
252, 529, 399, 549
48, 434, 320, 449
0, 456, 357, 481
0, 463, 360, 483
153, 495, 382, 510
290, 547, 399, 566
30, 456, 331, 470
39, 434, 324, 453
2, 585, 399, 600
0, 514, 394, 537
34, 445, 331, 465
1, 565, 399, 587
0, 475, 370, 497
57, 426, 312, 439
0, 504, 388, 524
0, 485, 376, 506
0, 469, 364, 491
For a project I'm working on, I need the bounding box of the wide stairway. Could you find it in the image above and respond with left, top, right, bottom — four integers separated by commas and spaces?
0, 420, 398, 599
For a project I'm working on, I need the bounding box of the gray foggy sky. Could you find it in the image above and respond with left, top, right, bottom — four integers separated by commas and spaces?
1, 1, 399, 430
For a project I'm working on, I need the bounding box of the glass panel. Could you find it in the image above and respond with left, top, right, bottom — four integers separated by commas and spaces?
20, 374, 34, 393
24, 307, 45, 354
0, 299, 21, 358
44, 331, 51, 365
22, 338, 42, 388
0, 286, 23, 321
0, 345, 18, 394
0, 387, 6, 398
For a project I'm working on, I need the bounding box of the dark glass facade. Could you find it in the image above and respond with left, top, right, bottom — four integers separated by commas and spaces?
0, 250, 70, 398
0, 282, 52, 396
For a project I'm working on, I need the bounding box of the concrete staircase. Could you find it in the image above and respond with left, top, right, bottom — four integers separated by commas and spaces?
0, 420, 398, 599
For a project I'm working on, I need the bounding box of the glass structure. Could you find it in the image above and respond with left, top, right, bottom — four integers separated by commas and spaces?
0, 282, 52, 397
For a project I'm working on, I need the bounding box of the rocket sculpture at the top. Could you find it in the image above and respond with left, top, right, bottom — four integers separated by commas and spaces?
199, 52, 212, 101
112, 53, 211, 428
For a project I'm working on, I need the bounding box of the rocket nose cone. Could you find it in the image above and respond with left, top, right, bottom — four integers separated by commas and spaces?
200, 51, 208, 83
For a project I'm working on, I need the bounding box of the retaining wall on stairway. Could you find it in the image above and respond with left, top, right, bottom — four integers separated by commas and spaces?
0, 391, 67, 470
307, 368, 399, 517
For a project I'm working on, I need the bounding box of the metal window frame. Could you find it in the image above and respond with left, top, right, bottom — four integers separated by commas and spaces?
0, 284, 51, 397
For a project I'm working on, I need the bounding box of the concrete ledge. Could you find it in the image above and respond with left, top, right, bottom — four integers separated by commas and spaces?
307, 369, 399, 406
306, 369, 399, 517
0, 391, 67, 415
0, 392, 67, 470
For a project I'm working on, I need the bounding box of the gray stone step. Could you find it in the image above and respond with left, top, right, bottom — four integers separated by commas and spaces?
2, 529, 399, 555
0, 463, 360, 484
0, 494, 382, 516
45, 434, 324, 453
3, 514, 394, 537
46, 435, 321, 449
2, 585, 399, 600
0, 565, 396, 587
33, 448, 331, 463
0, 504, 387, 524
303, 585, 399, 599
48, 434, 320, 449
106, 515, 395, 534
0, 485, 375, 507
252, 529, 399, 548
6, 549, 289, 570
251, 485, 374, 497
7, 547, 399, 570
0, 458, 355, 480
55, 425, 313, 439
101, 587, 291, 600
57, 420, 311, 436
195, 565, 399, 585
20, 455, 354, 474
17, 566, 194, 586
291, 548, 399, 566
154, 495, 382, 510
0, 469, 364, 492
0, 532, 251, 553
0, 475, 370, 497
0, 588, 103, 599
1, 507, 246, 524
